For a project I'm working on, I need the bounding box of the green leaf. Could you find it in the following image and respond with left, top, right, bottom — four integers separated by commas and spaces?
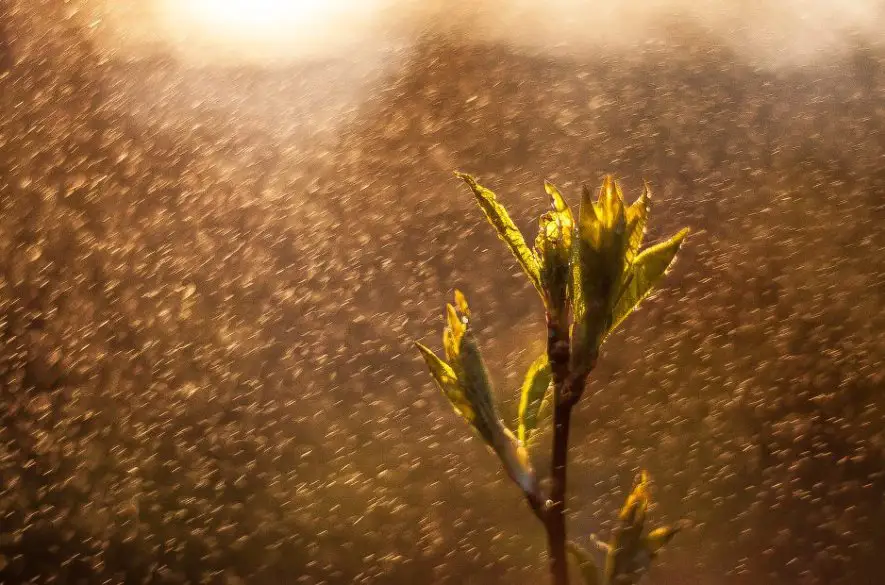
568, 182, 611, 372
443, 303, 466, 365
594, 178, 629, 301
457, 330, 500, 447
544, 180, 570, 213
644, 524, 682, 554
605, 471, 652, 584
456, 172, 543, 298
608, 227, 689, 335
453, 288, 470, 318
443, 290, 500, 448
619, 470, 650, 526
417, 292, 540, 499
535, 181, 575, 319
414, 342, 475, 423
516, 354, 552, 444
625, 182, 650, 266
596, 175, 627, 232
566, 541, 601, 585
603, 477, 684, 584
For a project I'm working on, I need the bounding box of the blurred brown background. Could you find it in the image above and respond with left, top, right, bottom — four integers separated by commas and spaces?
1, 1, 883, 584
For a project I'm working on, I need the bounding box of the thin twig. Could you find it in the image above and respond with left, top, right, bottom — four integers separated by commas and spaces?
545, 316, 572, 585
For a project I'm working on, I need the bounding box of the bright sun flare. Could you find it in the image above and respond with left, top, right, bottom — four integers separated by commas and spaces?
182, 0, 324, 37
163, 0, 390, 58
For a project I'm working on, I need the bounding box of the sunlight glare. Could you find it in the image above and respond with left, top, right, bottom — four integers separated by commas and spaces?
183, 0, 330, 38
162, 0, 397, 61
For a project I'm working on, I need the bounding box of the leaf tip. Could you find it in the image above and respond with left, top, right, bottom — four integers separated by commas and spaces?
454, 171, 477, 188
445, 302, 462, 328
581, 182, 593, 202
413, 340, 434, 359
453, 289, 470, 317
638, 181, 652, 207
544, 180, 571, 213
673, 227, 690, 244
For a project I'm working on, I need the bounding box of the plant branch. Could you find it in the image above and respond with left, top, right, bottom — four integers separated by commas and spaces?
543, 314, 591, 585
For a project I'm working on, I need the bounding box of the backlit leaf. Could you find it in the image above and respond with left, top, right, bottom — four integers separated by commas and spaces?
625, 182, 650, 266
534, 181, 575, 318
644, 524, 682, 554
594, 178, 629, 300
596, 175, 626, 232
414, 342, 474, 422
443, 303, 466, 365
569, 183, 611, 371
619, 470, 650, 525
456, 172, 543, 298
454, 288, 470, 318
608, 228, 689, 336
457, 330, 500, 447
516, 353, 552, 444
605, 471, 652, 585
544, 180, 569, 212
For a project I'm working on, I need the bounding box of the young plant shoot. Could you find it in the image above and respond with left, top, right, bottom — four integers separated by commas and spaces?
415, 173, 689, 585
